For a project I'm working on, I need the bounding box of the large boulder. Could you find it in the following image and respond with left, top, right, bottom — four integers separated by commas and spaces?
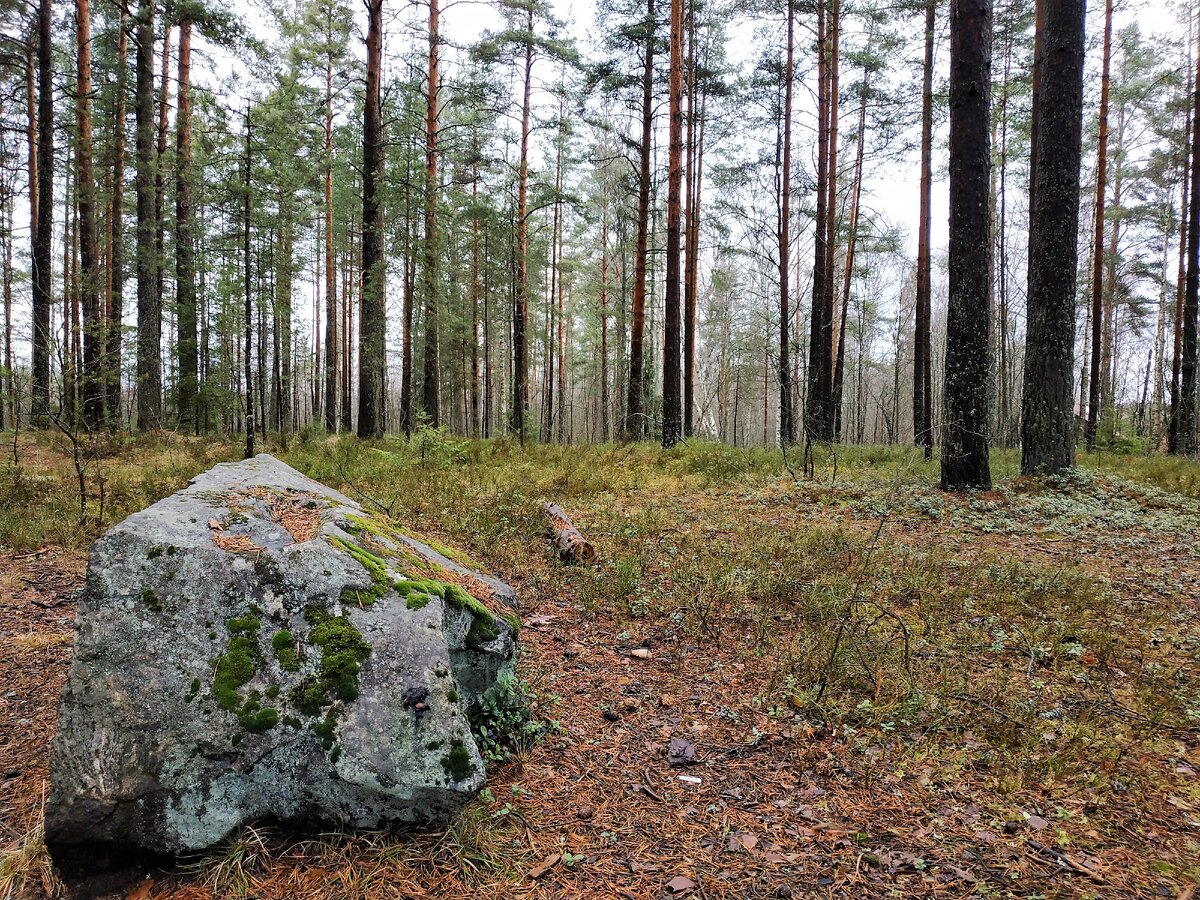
46, 454, 518, 862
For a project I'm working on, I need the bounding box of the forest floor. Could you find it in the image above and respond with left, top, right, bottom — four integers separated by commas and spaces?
1, 431, 1199, 900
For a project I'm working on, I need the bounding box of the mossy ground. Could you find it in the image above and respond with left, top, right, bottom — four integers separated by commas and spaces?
2, 430, 1199, 897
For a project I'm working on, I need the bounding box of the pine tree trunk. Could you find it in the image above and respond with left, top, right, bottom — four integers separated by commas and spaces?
108, 17, 125, 416
778, 0, 796, 447
662, 0, 684, 448
77, 0, 103, 427
805, 0, 833, 445
134, 0, 160, 430
421, 0, 440, 429
323, 14, 338, 433
914, 0, 934, 458
832, 63, 867, 441
682, 0, 697, 437
154, 26, 170, 318
357, 0, 385, 438
1176, 28, 1200, 455
625, 0, 654, 441
512, 8, 533, 441
243, 104, 254, 457
1021, 0, 1084, 475
941, 0, 993, 490
1083, 0, 1113, 453
176, 19, 198, 432
31, 0, 53, 422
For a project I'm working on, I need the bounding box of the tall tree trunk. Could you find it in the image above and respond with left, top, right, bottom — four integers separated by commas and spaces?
107, 13, 126, 426
1021, 0, 1084, 475
832, 70, 867, 440
778, 0, 796, 446
914, 0, 934, 458
134, 0, 160, 430
1177, 25, 1200, 455
511, 6, 534, 440
324, 10, 338, 433
176, 18, 197, 432
400, 147, 415, 435
470, 154, 481, 437
823, 0, 841, 440
1171, 44, 1192, 453
77, 0, 103, 427
155, 25, 170, 318
662, 0, 684, 448
357, 0, 385, 438
941, 0, 993, 490
682, 0, 697, 437
805, 0, 833, 445
243, 104, 254, 457
600, 188, 610, 441
624, 0, 654, 441
421, 0, 440, 429
31, 0, 53, 422
1083, 0, 1113, 453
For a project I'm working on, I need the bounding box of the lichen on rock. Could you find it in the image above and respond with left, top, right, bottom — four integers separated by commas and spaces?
46, 454, 518, 863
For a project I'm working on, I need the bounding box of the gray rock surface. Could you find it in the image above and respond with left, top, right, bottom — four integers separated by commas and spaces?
46, 454, 517, 860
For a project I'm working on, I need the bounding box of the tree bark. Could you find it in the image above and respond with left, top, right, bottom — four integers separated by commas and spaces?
176, 18, 198, 432
1083, 0, 1113, 453
154, 25, 170, 318
941, 0, 993, 490
542, 502, 596, 564
324, 8, 338, 433
662, 0, 684, 448
624, 0, 654, 441
107, 13, 127, 425
134, 0, 160, 430
31, 0, 53, 422
512, 4, 534, 441
77, 0, 103, 427
357, 0, 385, 438
1177, 25, 1200, 455
914, 0, 934, 459
422, 0, 440, 429
778, 0, 796, 447
1020, 0, 1084, 475
805, 0, 833, 445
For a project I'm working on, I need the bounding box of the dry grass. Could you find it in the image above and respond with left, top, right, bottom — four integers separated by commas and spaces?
9, 633, 71, 654
1, 432, 1199, 898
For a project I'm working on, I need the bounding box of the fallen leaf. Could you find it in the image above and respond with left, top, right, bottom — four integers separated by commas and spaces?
528, 852, 561, 879
1025, 814, 1049, 831
668, 736, 697, 767
630, 648, 652, 659
127, 881, 154, 900
666, 875, 696, 893
208, 519, 222, 531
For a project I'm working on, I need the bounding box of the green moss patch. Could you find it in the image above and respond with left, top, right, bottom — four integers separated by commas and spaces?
211, 615, 279, 734
272, 629, 300, 671
439, 738, 476, 783
289, 614, 371, 715
140, 588, 163, 612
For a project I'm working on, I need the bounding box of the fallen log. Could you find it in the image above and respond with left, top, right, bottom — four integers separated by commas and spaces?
542, 502, 596, 564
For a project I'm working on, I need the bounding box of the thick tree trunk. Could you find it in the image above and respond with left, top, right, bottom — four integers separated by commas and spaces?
1020, 0, 1084, 475
662, 0, 684, 448
401, 149, 415, 436
134, 0, 160, 430
422, 0, 440, 429
778, 0, 795, 447
176, 19, 198, 432
243, 105, 254, 457
941, 0, 993, 490
1177, 29, 1200, 455
31, 0, 53, 422
682, 0, 697, 437
77, 0, 103, 427
357, 0, 385, 438
624, 0, 653, 441
805, 0, 833, 445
